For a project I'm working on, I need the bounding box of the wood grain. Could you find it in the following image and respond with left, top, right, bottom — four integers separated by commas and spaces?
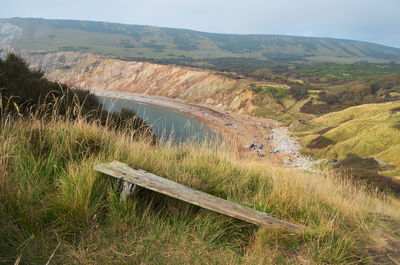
94, 161, 301, 231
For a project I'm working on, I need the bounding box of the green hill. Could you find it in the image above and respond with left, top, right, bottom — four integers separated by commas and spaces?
2, 17, 400, 65
293, 101, 400, 192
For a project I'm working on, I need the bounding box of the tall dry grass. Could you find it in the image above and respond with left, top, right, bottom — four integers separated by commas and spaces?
0, 102, 399, 264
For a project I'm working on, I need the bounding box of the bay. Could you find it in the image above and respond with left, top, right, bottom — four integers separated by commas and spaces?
99, 96, 217, 144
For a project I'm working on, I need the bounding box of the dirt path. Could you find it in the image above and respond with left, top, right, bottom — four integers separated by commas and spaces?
92, 89, 320, 170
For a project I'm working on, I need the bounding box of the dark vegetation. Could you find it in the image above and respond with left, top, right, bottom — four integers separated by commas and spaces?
393, 121, 400, 130
287, 86, 309, 101
316, 126, 336, 135
320, 74, 400, 104
143, 43, 166, 53
120, 39, 135, 48
301, 74, 400, 114
279, 62, 400, 82
300, 99, 347, 114
390, 107, 400, 113
119, 56, 274, 75
390, 107, 400, 130
0, 53, 153, 136
306, 136, 335, 149
333, 154, 400, 195
250, 84, 287, 100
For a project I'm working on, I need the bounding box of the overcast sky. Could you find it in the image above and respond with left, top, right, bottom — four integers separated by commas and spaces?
2, 0, 400, 48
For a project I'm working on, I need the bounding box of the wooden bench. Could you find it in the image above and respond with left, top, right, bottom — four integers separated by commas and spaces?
94, 161, 301, 231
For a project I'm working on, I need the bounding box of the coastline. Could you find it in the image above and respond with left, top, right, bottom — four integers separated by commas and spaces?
91, 89, 320, 170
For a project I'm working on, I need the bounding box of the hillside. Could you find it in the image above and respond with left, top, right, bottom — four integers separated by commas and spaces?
292, 101, 400, 190
2, 17, 400, 65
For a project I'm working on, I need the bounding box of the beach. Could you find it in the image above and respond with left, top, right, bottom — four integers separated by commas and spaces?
92, 89, 320, 170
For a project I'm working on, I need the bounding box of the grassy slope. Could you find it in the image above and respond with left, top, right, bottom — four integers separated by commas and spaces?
294, 101, 400, 178
1, 109, 400, 264
2, 18, 400, 64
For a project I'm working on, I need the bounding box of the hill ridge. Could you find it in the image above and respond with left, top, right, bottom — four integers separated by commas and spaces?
2, 17, 400, 64
4, 16, 400, 46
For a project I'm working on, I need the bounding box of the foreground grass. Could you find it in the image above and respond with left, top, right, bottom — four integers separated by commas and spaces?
1, 113, 400, 264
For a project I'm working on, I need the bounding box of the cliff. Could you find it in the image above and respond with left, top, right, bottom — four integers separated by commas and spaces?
25, 52, 285, 115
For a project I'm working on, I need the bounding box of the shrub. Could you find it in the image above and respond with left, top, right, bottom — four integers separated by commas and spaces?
393, 121, 400, 130
288, 86, 309, 100
306, 136, 335, 149
0, 53, 154, 137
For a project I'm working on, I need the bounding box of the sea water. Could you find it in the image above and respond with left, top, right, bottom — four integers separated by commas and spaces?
99, 96, 217, 144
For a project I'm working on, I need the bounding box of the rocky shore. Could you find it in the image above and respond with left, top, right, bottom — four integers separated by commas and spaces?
271, 127, 324, 171
93, 89, 321, 171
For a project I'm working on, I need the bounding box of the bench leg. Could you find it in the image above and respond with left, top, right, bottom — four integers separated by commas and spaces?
116, 178, 140, 201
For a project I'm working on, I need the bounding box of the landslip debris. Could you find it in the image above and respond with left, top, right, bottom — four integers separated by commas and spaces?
272, 127, 325, 171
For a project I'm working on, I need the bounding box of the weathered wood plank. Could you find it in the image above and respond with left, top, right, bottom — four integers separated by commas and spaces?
94, 161, 300, 231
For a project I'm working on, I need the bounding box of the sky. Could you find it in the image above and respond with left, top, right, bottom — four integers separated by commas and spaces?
2, 0, 400, 48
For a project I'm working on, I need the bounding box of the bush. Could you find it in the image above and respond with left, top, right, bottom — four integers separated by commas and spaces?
288, 86, 309, 100
306, 136, 335, 149
0, 53, 154, 137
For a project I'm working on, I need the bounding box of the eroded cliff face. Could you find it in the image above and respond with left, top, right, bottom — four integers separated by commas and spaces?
25, 52, 284, 115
